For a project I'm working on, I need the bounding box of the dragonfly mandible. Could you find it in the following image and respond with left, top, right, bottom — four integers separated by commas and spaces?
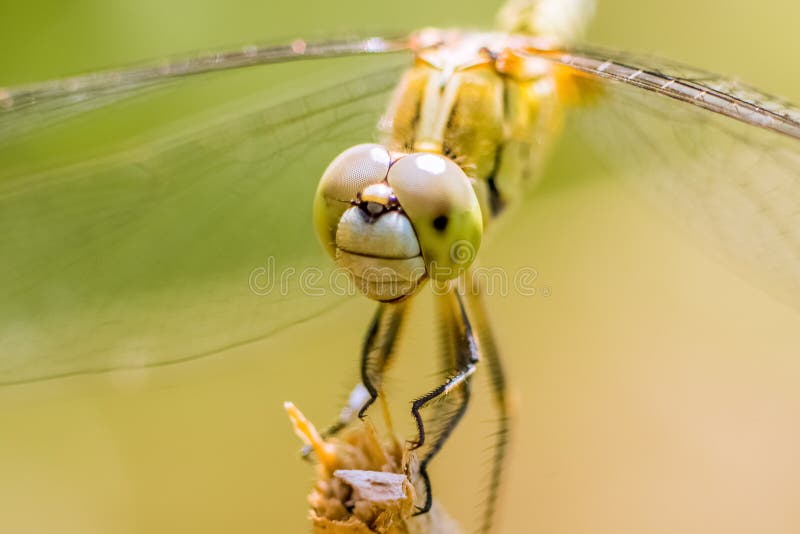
1, 0, 800, 532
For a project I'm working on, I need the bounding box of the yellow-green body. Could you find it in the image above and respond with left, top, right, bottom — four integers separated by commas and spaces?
312, 30, 575, 301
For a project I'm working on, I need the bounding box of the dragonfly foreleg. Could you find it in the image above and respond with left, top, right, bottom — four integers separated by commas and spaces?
357, 300, 408, 420
409, 287, 479, 515
302, 382, 371, 456
301, 300, 408, 459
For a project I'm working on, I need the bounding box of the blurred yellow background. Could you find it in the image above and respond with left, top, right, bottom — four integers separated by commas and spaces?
1, 1, 799, 533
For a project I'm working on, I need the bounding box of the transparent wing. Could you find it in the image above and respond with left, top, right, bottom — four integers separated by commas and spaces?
0, 53, 409, 386
530, 46, 800, 309
528, 45, 800, 139
0, 36, 411, 141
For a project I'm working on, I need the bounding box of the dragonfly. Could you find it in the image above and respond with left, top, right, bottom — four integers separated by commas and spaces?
1, 0, 799, 531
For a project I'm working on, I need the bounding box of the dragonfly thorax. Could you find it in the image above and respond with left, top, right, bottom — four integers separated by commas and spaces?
380, 30, 564, 219
313, 144, 482, 302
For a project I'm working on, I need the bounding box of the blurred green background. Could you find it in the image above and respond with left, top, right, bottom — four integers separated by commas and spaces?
1, 1, 800, 533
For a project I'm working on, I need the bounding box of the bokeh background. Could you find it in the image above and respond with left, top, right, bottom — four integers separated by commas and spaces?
1, 1, 800, 533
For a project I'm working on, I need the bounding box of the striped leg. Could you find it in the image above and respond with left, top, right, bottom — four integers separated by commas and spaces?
408, 286, 479, 514
302, 300, 407, 458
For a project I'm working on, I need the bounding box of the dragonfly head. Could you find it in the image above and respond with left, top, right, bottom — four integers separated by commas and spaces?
313, 143, 483, 302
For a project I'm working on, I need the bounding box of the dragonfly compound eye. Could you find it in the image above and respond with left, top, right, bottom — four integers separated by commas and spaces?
387, 153, 483, 282
313, 144, 391, 256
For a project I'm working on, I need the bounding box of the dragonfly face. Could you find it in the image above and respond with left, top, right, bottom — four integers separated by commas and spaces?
314, 143, 483, 301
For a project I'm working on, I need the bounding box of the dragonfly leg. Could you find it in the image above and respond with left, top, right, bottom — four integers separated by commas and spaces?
409, 287, 478, 515
466, 272, 512, 534
301, 300, 407, 459
357, 300, 408, 419
313, 383, 371, 443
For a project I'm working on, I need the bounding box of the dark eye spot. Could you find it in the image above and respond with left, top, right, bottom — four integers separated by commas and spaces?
432, 215, 449, 232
